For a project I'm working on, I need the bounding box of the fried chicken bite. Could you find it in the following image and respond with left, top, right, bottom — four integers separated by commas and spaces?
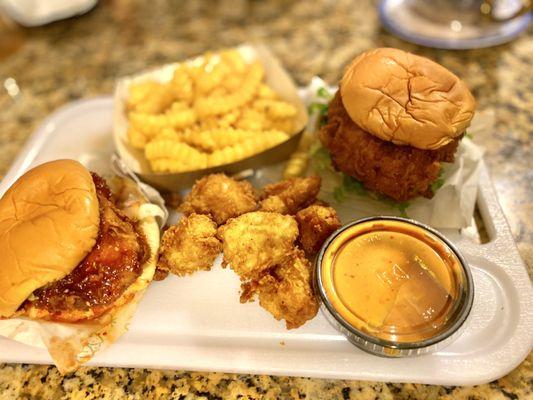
320, 91, 461, 201
295, 204, 342, 255
259, 176, 321, 215
181, 174, 257, 225
217, 211, 299, 281
241, 249, 319, 329
153, 267, 169, 281
158, 213, 222, 276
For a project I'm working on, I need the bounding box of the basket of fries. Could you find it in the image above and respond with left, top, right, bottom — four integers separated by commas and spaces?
113, 44, 308, 191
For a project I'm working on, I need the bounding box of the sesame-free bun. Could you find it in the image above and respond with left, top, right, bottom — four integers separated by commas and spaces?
340, 48, 475, 150
0, 160, 99, 318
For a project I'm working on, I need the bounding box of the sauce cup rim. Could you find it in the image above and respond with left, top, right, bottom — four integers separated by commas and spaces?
315, 215, 475, 350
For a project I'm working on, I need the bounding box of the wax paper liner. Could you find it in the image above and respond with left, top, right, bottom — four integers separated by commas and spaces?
0, 159, 167, 374
254, 77, 489, 229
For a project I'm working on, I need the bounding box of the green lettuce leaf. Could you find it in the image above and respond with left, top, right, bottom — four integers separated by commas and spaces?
430, 166, 446, 193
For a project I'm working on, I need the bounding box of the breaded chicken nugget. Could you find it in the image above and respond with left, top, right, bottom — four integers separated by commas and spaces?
217, 211, 298, 280
241, 249, 318, 329
158, 213, 221, 276
153, 267, 169, 281
259, 176, 321, 215
181, 174, 257, 225
295, 204, 342, 255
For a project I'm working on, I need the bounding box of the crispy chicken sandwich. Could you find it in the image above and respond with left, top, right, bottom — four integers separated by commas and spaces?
0, 160, 160, 323
320, 48, 476, 201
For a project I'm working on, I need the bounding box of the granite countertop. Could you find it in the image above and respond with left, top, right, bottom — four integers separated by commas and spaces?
0, 0, 531, 398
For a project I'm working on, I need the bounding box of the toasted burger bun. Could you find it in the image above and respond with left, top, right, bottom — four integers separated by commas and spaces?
340, 48, 475, 150
0, 160, 100, 318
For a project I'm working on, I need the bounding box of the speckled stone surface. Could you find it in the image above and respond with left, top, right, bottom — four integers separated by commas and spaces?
0, 0, 531, 398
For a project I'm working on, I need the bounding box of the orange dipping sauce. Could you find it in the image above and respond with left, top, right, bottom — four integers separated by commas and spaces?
320, 219, 467, 343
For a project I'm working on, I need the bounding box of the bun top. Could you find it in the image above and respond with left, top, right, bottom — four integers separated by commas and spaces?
0, 160, 99, 318
340, 48, 475, 150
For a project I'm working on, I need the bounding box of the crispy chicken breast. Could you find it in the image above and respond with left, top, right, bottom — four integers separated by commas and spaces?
320, 91, 461, 201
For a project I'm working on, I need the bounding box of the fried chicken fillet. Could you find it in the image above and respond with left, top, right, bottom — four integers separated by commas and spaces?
241, 249, 318, 329
295, 204, 341, 255
21, 174, 148, 322
217, 211, 299, 281
181, 174, 257, 225
320, 92, 461, 202
158, 213, 222, 276
259, 176, 321, 215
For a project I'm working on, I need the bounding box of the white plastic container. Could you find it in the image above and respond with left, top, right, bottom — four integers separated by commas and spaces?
0, 97, 531, 385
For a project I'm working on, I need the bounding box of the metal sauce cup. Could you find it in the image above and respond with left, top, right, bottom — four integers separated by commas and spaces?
315, 216, 474, 357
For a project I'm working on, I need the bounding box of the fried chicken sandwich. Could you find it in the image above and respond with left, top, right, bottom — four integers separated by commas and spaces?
0, 159, 161, 371
320, 48, 476, 201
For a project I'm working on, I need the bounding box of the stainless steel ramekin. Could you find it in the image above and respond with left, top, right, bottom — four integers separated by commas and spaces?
315, 216, 474, 357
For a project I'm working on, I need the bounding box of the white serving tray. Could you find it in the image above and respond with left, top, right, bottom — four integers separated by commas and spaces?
0, 97, 531, 385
